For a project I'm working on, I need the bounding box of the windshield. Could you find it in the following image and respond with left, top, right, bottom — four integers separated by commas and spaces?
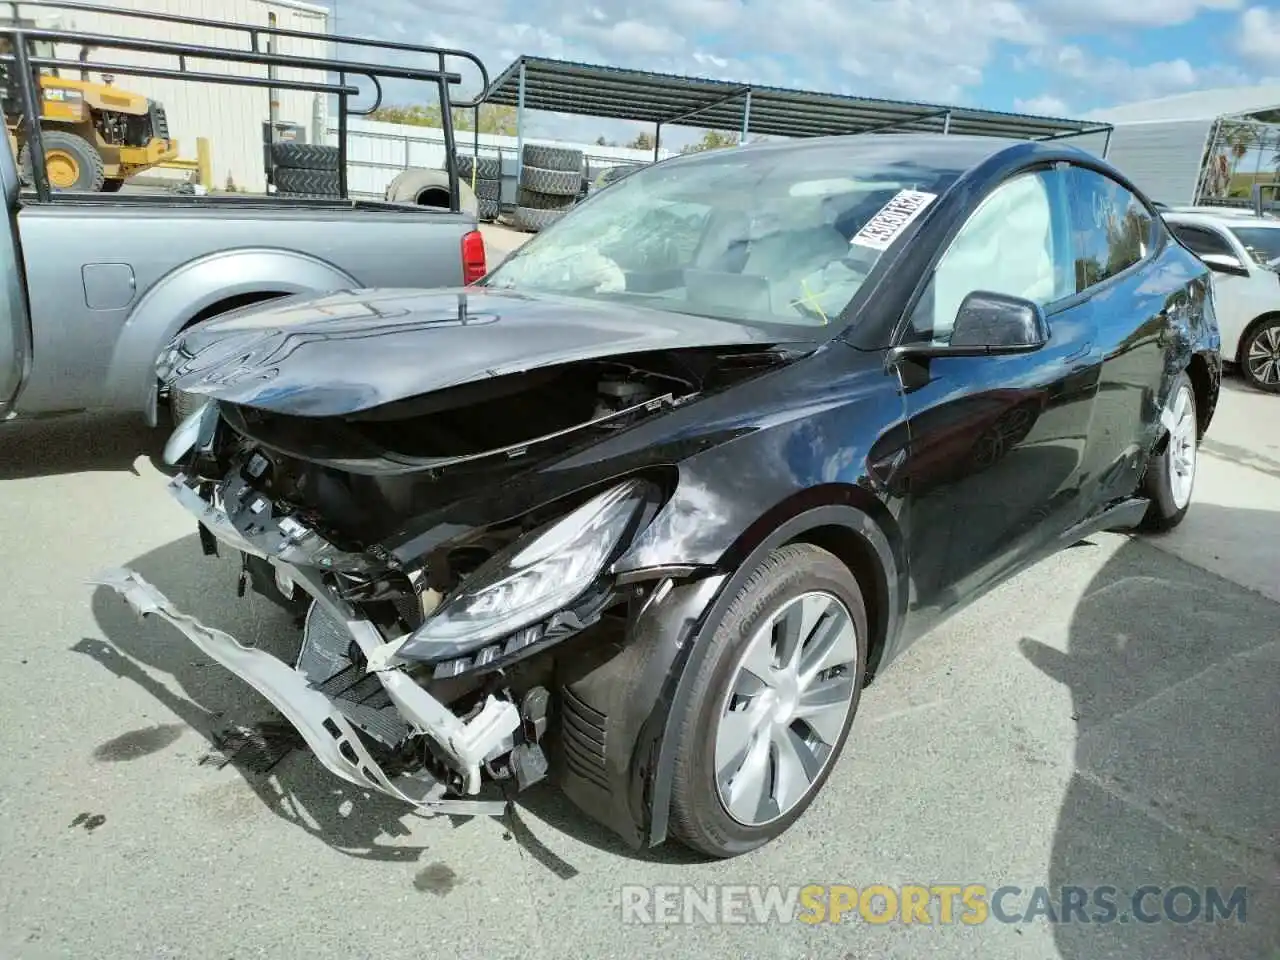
482, 144, 965, 326
1228, 226, 1280, 266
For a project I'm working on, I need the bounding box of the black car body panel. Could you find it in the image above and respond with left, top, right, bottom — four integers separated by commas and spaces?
162, 288, 814, 417
122, 134, 1221, 851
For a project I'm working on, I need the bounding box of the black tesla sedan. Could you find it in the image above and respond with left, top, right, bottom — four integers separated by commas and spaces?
103, 133, 1220, 859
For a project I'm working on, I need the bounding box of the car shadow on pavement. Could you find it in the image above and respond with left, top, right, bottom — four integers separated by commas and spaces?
1021, 527, 1280, 960
82, 531, 696, 869
0, 413, 170, 480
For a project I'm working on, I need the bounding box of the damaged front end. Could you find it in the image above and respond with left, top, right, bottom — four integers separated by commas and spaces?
96, 362, 699, 820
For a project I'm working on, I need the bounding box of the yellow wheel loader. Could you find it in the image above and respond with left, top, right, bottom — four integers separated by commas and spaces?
2, 32, 178, 192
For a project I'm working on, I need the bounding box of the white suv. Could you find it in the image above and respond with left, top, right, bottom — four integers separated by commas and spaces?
1163, 209, 1280, 393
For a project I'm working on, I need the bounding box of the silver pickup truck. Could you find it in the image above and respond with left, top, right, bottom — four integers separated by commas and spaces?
0, 7, 488, 426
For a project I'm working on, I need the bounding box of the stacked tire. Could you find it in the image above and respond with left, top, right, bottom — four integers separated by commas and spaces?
272, 142, 341, 198
457, 152, 501, 222
509, 144, 583, 233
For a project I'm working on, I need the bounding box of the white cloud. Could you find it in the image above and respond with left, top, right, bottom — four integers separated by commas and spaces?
1014, 95, 1072, 116
1025, 43, 1249, 103
1031, 0, 1241, 29
329, 0, 1261, 144
1237, 6, 1280, 67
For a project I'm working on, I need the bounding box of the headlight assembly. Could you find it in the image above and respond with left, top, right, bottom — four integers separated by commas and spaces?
395, 479, 650, 661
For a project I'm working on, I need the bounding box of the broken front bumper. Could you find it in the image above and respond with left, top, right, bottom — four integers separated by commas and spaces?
92, 475, 519, 817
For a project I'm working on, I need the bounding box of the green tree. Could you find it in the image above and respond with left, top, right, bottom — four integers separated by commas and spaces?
1221, 121, 1257, 180
368, 103, 519, 135
679, 130, 740, 154
628, 131, 654, 151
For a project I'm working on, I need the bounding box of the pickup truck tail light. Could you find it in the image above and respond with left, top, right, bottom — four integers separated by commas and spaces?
462, 230, 487, 285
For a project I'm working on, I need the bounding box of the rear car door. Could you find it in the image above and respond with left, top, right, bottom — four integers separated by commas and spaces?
897, 166, 1100, 629
1065, 166, 1187, 508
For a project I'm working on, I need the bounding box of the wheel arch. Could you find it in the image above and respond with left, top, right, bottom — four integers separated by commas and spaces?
1185, 350, 1220, 440
102, 247, 359, 424
556, 492, 907, 851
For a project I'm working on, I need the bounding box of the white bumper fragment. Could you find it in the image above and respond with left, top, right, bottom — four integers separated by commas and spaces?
89, 567, 513, 817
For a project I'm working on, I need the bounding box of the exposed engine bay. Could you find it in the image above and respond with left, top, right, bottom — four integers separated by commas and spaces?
99, 344, 798, 818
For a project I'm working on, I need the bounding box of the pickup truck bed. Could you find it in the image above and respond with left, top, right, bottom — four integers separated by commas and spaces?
2, 186, 480, 424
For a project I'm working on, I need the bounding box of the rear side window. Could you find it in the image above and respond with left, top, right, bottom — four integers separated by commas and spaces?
1168, 223, 1235, 259
1067, 167, 1154, 293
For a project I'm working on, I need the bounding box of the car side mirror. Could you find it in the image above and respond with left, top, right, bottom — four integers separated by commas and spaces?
1199, 252, 1251, 279
891, 290, 1050, 362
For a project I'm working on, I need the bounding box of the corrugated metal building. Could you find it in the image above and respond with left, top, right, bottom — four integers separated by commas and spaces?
17, 0, 333, 192
1069, 87, 1280, 206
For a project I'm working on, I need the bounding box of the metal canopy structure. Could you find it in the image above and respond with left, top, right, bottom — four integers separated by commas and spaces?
485, 55, 1114, 162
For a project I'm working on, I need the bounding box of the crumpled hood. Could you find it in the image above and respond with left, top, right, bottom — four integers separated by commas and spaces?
162, 288, 808, 417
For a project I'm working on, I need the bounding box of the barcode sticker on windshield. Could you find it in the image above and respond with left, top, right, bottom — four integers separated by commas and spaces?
849, 190, 937, 251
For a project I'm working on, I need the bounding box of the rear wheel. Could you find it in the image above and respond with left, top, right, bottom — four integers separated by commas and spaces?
1238, 316, 1280, 394
1137, 371, 1198, 532
670, 543, 867, 858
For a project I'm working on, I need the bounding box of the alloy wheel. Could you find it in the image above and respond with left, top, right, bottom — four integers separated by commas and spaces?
713, 590, 860, 827
1167, 384, 1197, 510
1244, 322, 1280, 389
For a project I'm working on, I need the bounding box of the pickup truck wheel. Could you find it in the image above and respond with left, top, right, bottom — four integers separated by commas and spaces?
1239, 315, 1280, 394
669, 543, 867, 858
21, 131, 105, 192
1136, 372, 1198, 532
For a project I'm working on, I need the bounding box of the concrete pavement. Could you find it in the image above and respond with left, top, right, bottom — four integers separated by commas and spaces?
0, 374, 1275, 960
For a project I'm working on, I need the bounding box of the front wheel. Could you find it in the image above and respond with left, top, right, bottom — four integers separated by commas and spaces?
1137, 371, 1198, 532
669, 543, 867, 858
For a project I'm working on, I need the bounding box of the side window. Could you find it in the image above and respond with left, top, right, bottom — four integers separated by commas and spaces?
1067, 167, 1154, 292
908, 169, 1073, 343
1168, 223, 1234, 260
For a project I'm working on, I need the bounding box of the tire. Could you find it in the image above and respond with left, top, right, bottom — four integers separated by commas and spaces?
472, 176, 500, 201
508, 205, 567, 232
521, 143, 582, 172
516, 187, 573, 211
384, 167, 479, 218
669, 543, 867, 858
274, 167, 341, 196
271, 142, 340, 171
1136, 371, 1198, 532
21, 130, 105, 192
519, 163, 582, 197
1237, 315, 1280, 394
456, 152, 500, 181
478, 197, 499, 222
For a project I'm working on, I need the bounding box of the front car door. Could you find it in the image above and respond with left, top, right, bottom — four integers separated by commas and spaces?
895, 165, 1101, 636
1063, 165, 1177, 509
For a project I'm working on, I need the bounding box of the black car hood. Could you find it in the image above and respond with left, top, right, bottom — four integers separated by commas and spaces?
165, 288, 812, 417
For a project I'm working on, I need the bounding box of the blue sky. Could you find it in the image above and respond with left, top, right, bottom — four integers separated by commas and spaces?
331, 0, 1278, 146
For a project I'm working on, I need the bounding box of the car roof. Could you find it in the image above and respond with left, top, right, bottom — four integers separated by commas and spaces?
664, 133, 1035, 174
